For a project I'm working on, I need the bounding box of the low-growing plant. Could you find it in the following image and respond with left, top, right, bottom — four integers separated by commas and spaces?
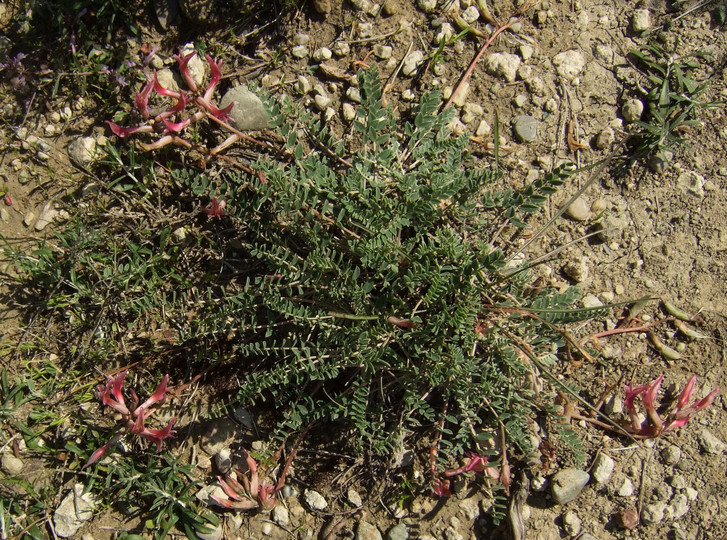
628, 42, 719, 164
83, 370, 176, 469
167, 68, 608, 483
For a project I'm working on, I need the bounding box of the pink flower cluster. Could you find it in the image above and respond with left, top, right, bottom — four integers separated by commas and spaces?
83, 370, 176, 469
212, 449, 277, 511
431, 450, 500, 497
625, 374, 719, 438
105, 49, 234, 152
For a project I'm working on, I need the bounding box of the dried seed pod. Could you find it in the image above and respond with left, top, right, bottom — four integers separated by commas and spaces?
673, 319, 709, 340
663, 300, 694, 321
648, 332, 682, 361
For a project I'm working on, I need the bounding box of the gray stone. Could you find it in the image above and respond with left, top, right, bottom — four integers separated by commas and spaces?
219, 87, 270, 131
155, 68, 181, 92
357, 521, 383, 540
347, 488, 363, 507
292, 33, 309, 46
648, 150, 674, 174
461, 5, 480, 23
34, 202, 60, 231
622, 99, 644, 123
312, 47, 332, 62
291, 45, 310, 59
485, 52, 521, 83
382, 0, 399, 15
562, 510, 582, 536
272, 505, 290, 526
594, 214, 628, 243
591, 453, 615, 484
632, 9, 651, 32
661, 444, 682, 465
261, 522, 273, 536
550, 468, 590, 504
343, 103, 357, 122
332, 41, 350, 57
304, 489, 328, 510
314, 94, 332, 111
196, 484, 227, 505
1, 453, 23, 474
553, 50, 585, 80
312, 0, 331, 14
641, 501, 666, 524
461, 102, 483, 124
699, 428, 726, 455
346, 87, 362, 103
513, 115, 537, 143
443, 526, 464, 540
677, 171, 705, 198
582, 294, 603, 308
402, 50, 424, 77
68, 136, 98, 166
386, 523, 408, 540
459, 497, 479, 520
53, 484, 100, 538
563, 258, 589, 283
374, 44, 393, 59
153, 0, 181, 30
417, 0, 437, 13
565, 197, 591, 221
595, 127, 615, 149
617, 478, 634, 497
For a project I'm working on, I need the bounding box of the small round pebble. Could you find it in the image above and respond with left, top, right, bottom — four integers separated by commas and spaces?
357, 521, 383, 540
661, 444, 681, 465
304, 489, 328, 510
562, 510, 582, 536
641, 502, 666, 524
312, 47, 332, 62
621, 99, 644, 123
512, 115, 538, 143
386, 523, 408, 540
632, 9, 651, 32
565, 197, 591, 221
291, 46, 310, 59
551, 468, 590, 504
590, 452, 614, 484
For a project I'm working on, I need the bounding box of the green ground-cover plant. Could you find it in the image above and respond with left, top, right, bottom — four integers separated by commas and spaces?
170, 69, 604, 477
4, 66, 615, 531
628, 41, 719, 164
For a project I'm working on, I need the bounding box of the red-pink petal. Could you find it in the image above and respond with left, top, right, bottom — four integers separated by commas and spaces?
134, 79, 154, 118
173, 49, 198, 92
643, 375, 664, 412
136, 374, 170, 413
106, 121, 144, 138
82, 442, 111, 470
692, 387, 720, 411
676, 375, 697, 411
161, 117, 190, 133
153, 69, 180, 98
624, 383, 648, 413
165, 91, 189, 115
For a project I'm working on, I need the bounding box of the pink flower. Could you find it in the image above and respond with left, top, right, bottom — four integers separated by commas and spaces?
98, 370, 130, 415
173, 49, 198, 92
204, 55, 223, 101
206, 197, 227, 218
197, 96, 235, 123
106, 121, 152, 138
161, 117, 191, 133
152, 69, 180, 99
134, 79, 154, 118
163, 91, 189, 115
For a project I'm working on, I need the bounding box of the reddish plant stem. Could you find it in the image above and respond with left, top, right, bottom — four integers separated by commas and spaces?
442, 18, 519, 112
